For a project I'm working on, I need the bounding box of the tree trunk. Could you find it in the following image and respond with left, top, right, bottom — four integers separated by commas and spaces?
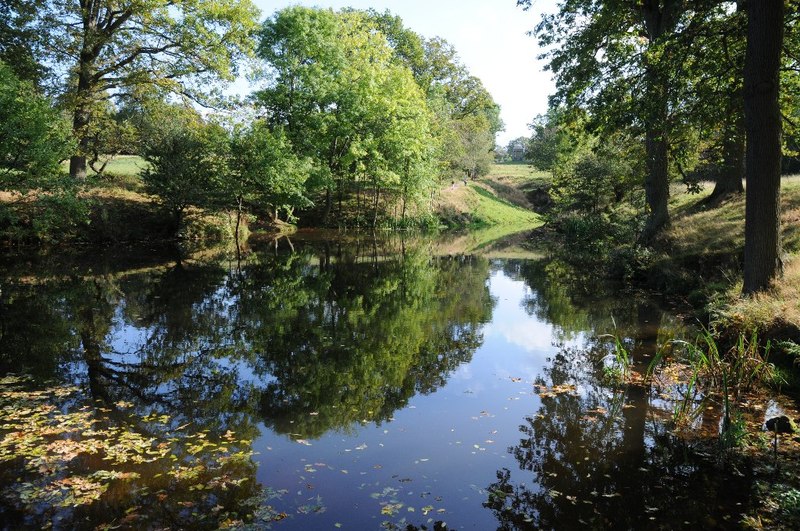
234, 197, 243, 251
708, 91, 746, 203
638, 2, 679, 243
641, 123, 670, 242
743, 0, 784, 294
69, 6, 101, 181
321, 186, 332, 226
69, 68, 93, 180
372, 186, 380, 228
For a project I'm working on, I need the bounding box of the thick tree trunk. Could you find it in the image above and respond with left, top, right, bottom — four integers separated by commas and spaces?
69, 68, 93, 180
742, 0, 784, 294
69, 6, 101, 181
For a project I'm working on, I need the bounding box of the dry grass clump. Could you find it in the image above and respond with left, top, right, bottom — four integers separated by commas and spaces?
719, 257, 800, 335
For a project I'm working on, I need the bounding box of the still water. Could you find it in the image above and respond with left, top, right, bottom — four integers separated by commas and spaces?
0, 233, 752, 529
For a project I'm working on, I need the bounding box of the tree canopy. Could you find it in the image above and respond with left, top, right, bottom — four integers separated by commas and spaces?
33, 0, 261, 179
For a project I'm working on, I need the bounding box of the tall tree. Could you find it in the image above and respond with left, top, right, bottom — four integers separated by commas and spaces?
226, 121, 311, 240
256, 7, 435, 226
519, 0, 683, 241
140, 109, 225, 234
35, 0, 259, 180
742, 0, 785, 294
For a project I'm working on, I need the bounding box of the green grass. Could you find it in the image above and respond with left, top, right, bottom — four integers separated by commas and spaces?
463, 183, 542, 227
93, 155, 148, 177
487, 162, 550, 188
657, 174, 800, 342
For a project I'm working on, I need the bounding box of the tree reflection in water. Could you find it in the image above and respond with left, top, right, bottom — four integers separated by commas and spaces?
240, 241, 494, 438
0, 237, 495, 527
483, 293, 754, 529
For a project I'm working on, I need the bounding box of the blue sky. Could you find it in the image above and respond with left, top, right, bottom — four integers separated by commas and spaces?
250, 0, 557, 147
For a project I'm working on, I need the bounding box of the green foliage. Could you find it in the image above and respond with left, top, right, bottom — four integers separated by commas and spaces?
0, 60, 87, 241
526, 109, 574, 172
255, 6, 498, 226
545, 137, 643, 260
0, 61, 72, 185
226, 121, 312, 222
32, 0, 261, 178
141, 117, 225, 233
0, 0, 46, 84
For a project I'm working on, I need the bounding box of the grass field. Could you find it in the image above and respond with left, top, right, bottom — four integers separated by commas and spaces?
92, 155, 148, 177
486, 162, 550, 188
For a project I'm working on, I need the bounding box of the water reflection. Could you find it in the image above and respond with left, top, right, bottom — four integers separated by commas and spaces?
0, 234, 758, 529
483, 297, 753, 529
235, 244, 494, 437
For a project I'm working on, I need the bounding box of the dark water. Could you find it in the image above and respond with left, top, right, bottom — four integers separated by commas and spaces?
0, 234, 754, 529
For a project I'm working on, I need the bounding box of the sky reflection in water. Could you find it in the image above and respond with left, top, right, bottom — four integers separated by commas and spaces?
0, 239, 753, 529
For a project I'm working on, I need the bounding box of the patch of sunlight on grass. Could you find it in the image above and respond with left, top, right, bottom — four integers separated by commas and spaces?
94, 155, 147, 177
720, 255, 800, 333
465, 184, 541, 226
668, 193, 746, 261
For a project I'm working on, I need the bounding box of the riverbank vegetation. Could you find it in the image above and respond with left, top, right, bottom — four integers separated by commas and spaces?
0, 3, 510, 245
3, 0, 800, 526
509, 1, 800, 335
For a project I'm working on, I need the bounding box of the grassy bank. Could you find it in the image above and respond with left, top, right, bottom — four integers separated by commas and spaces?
2, 159, 545, 245
651, 176, 800, 344
434, 163, 544, 229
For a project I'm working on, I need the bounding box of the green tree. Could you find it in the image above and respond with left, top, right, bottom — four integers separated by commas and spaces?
418, 37, 503, 181
519, 0, 685, 241
226, 121, 311, 240
255, 7, 435, 226
0, 60, 82, 240
668, 2, 746, 203
0, 0, 46, 84
34, 0, 260, 180
0, 61, 72, 185
141, 113, 226, 234
526, 109, 581, 173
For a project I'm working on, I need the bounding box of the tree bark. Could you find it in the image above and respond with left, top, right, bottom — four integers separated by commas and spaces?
742, 0, 784, 294
708, 111, 745, 202
638, 1, 679, 243
641, 121, 670, 242
321, 186, 332, 225
69, 56, 94, 180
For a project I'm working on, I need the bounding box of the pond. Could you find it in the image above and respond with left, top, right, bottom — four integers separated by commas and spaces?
0, 232, 758, 529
